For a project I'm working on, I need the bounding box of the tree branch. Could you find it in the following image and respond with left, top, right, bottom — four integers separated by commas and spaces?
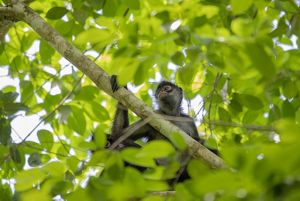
0, 2, 225, 168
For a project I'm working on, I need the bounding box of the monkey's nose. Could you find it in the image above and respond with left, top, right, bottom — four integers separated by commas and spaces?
158, 92, 168, 99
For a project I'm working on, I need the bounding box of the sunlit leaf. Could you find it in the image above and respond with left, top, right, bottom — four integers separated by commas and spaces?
121, 148, 156, 167
141, 140, 175, 158
84, 101, 110, 122
42, 161, 66, 178
75, 28, 113, 45
231, 0, 253, 14
20, 189, 52, 201
93, 125, 107, 149
168, 131, 187, 151
15, 168, 47, 191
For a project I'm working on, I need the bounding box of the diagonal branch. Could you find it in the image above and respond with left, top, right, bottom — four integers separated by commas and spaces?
0, 2, 225, 168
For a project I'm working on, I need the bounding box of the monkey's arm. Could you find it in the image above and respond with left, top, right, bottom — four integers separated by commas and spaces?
110, 103, 129, 141
110, 75, 129, 141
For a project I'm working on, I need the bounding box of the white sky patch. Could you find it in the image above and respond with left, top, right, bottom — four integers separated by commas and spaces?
43, 66, 57, 75
27, 40, 40, 56
0, 68, 20, 92
170, 20, 181, 31
11, 113, 52, 143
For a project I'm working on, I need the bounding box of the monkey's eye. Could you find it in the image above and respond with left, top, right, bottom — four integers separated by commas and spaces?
163, 85, 172, 92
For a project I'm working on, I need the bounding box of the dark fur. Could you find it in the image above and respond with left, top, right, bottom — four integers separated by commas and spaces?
109, 79, 205, 183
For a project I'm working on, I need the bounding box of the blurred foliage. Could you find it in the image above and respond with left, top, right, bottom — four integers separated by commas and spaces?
1, 0, 300, 200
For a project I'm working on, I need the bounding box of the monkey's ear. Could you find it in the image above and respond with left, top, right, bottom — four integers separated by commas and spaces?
179, 87, 183, 92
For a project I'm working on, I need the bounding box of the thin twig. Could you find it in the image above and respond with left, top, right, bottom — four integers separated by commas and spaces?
109, 116, 153, 150
204, 120, 275, 132
148, 191, 176, 196
206, 73, 222, 134
20, 75, 83, 143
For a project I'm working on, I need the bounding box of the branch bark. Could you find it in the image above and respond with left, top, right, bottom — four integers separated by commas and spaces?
0, 2, 225, 168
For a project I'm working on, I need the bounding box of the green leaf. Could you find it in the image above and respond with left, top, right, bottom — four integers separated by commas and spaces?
228, 99, 243, 113
68, 106, 87, 135
93, 125, 107, 149
282, 80, 297, 99
66, 156, 80, 173
111, 57, 140, 86
296, 108, 300, 124
231, 18, 253, 37
0, 118, 11, 145
171, 51, 185, 66
168, 131, 187, 151
242, 110, 259, 124
46, 7, 68, 20
177, 66, 197, 85
4, 102, 28, 116
72, 8, 89, 24
75, 86, 98, 101
245, 43, 276, 79
269, 105, 281, 123
28, 153, 41, 167
218, 107, 231, 122
57, 145, 70, 160
40, 39, 55, 64
141, 140, 175, 158
122, 168, 145, 197
9, 145, 21, 163
51, 180, 73, 196
19, 188, 52, 201
282, 100, 295, 119
121, 148, 156, 167
1, 91, 18, 103
187, 159, 210, 179
237, 94, 264, 110
20, 81, 36, 105
55, 20, 74, 36
84, 101, 110, 122
103, 0, 120, 17
37, 129, 54, 151
15, 168, 47, 191
144, 180, 169, 192
230, 0, 253, 14
21, 32, 37, 52
75, 28, 113, 46
0, 183, 12, 201
42, 161, 66, 178
124, 0, 140, 10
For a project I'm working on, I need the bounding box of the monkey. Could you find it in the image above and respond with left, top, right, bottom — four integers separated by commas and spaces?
110, 78, 202, 144
108, 76, 213, 183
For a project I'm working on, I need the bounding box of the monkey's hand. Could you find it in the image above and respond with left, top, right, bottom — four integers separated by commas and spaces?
110, 75, 127, 92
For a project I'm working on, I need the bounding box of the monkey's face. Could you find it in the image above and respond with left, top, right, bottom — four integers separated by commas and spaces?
155, 81, 183, 114
157, 85, 173, 100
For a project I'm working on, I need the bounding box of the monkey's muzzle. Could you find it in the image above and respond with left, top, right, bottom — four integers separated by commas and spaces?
158, 91, 168, 99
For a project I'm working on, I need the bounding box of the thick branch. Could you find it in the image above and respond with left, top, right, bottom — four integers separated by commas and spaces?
0, 7, 18, 41
0, 3, 225, 168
